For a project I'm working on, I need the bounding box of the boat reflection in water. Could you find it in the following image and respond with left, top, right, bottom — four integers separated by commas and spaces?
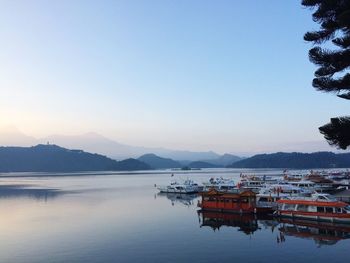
198, 211, 267, 235
198, 210, 350, 245
157, 192, 198, 207
278, 218, 350, 246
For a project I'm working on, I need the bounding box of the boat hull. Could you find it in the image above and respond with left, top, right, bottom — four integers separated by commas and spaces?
157, 187, 198, 194
276, 210, 350, 223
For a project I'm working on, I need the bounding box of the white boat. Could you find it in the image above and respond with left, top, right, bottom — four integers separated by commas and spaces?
256, 184, 311, 210
157, 179, 199, 194
202, 177, 236, 192
239, 175, 279, 192
287, 180, 317, 192
239, 178, 266, 192
276, 193, 350, 223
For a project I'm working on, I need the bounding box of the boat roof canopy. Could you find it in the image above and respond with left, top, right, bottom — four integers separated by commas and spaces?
202, 189, 256, 198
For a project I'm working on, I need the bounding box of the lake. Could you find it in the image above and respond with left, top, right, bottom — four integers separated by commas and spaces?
0, 168, 348, 263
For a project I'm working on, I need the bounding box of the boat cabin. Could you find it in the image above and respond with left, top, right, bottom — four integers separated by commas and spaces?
277, 196, 350, 223
198, 189, 259, 214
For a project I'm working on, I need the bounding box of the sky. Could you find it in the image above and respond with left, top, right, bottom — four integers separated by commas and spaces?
0, 0, 349, 154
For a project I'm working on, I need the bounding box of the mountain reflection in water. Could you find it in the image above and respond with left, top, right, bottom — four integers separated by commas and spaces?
0, 184, 67, 201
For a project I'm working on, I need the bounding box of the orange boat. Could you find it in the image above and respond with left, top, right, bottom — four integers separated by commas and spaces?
197, 189, 272, 214
276, 193, 350, 223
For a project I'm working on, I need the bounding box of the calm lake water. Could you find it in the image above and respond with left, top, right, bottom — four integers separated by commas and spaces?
0, 168, 349, 263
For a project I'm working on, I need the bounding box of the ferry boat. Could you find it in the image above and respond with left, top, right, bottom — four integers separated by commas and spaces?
198, 189, 272, 214
283, 173, 304, 181
256, 184, 310, 210
239, 175, 279, 192
276, 193, 350, 223
305, 174, 335, 192
287, 180, 317, 191
202, 177, 236, 192
157, 179, 199, 194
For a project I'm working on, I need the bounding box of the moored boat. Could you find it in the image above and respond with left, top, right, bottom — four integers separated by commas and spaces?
157, 179, 200, 194
276, 193, 350, 223
202, 177, 236, 192
256, 184, 310, 210
197, 189, 272, 214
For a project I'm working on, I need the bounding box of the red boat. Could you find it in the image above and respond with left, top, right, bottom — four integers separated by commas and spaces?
197, 189, 272, 214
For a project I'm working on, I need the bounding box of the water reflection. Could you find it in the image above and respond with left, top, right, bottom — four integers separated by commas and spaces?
0, 184, 67, 201
156, 192, 198, 207
278, 218, 350, 246
198, 211, 264, 234
197, 210, 350, 245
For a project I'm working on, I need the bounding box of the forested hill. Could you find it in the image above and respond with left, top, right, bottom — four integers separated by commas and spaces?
229, 152, 350, 169
0, 144, 150, 172
138, 153, 182, 169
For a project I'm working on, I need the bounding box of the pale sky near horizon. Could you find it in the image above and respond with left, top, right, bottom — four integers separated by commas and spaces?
1, 0, 349, 153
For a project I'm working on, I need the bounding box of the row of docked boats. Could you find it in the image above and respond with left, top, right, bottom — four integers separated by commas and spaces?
156, 170, 350, 223
156, 192, 350, 245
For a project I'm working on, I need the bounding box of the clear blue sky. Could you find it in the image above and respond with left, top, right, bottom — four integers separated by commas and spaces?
0, 0, 348, 153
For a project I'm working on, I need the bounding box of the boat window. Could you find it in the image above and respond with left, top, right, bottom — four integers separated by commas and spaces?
336, 208, 343, 213
297, 204, 308, 212
283, 204, 296, 211
241, 198, 248, 203
317, 207, 325, 213
344, 206, 350, 212
258, 197, 269, 202
204, 197, 216, 201
325, 207, 334, 213
232, 199, 238, 203
319, 229, 327, 235
328, 230, 336, 236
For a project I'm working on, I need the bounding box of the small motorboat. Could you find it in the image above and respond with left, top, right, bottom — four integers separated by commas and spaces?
202, 177, 236, 192
157, 179, 200, 194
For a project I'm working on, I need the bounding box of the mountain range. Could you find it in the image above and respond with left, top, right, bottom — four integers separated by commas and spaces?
0, 144, 150, 172
138, 154, 182, 169
137, 153, 242, 169
229, 152, 350, 169
0, 127, 221, 161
